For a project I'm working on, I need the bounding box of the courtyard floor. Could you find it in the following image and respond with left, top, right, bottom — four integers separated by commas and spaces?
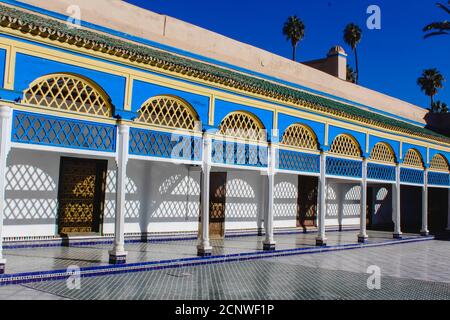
1, 229, 429, 275
0, 239, 449, 300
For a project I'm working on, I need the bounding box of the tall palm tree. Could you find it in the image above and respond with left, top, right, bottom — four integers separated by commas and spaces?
423, 1, 450, 38
417, 68, 445, 107
282, 16, 305, 61
346, 64, 357, 84
343, 23, 362, 84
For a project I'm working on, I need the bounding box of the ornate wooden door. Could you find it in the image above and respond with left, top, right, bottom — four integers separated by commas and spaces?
209, 172, 227, 239
297, 176, 318, 228
58, 157, 107, 235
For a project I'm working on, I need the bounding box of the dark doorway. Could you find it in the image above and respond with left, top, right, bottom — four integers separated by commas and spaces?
209, 172, 227, 239
428, 188, 449, 235
400, 185, 422, 233
366, 186, 374, 228
297, 175, 318, 229
57, 157, 107, 235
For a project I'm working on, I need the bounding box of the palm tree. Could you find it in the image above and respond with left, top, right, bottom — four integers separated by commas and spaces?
282, 16, 305, 61
346, 64, 357, 83
343, 23, 362, 84
423, 1, 450, 38
431, 101, 449, 113
417, 68, 445, 107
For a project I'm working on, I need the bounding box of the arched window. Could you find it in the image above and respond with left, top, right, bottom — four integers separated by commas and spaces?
369, 142, 396, 163
135, 95, 199, 130
218, 111, 266, 141
329, 134, 361, 157
281, 124, 318, 150
402, 149, 424, 168
429, 154, 449, 172
23, 73, 112, 117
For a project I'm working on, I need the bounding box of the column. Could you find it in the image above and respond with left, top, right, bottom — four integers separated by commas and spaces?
393, 163, 402, 239
197, 136, 212, 256
0, 106, 12, 274
109, 123, 129, 264
263, 144, 276, 250
447, 188, 450, 231
421, 168, 429, 236
358, 158, 368, 243
316, 152, 327, 246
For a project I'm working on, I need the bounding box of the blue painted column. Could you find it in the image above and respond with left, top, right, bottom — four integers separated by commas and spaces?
0, 106, 12, 274
109, 123, 129, 264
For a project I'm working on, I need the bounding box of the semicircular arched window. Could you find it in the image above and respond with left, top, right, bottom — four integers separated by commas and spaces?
429, 154, 449, 172
135, 95, 199, 130
219, 111, 266, 141
281, 124, 318, 150
23, 74, 112, 117
369, 142, 396, 163
402, 149, 424, 168
329, 134, 361, 157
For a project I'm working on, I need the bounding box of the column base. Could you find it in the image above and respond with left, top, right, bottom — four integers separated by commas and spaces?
197, 245, 212, 257
393, 233, 403, 239
108, 251, 127, 265
420, 230, 430, 236
315, 237, 327, 246
0, 259, 5, 274
358, 234, 369, 243
263, 241, 276, 251
257, 228, 264, 236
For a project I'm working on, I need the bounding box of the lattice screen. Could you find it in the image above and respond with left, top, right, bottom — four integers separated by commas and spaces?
429, 154, 449, 172
369, 142, 396, 163
402, 149, 423, 168
136, 95, 199, 130
219, 111, 265, 141
281, 124, 318, 150
329, 134, 361, 157
23, 74, 112, 117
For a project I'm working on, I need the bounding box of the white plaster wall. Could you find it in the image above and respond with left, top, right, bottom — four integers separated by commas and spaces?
273, 173, 298, 229
325, 182, 361, 227
3, 149, 60, 238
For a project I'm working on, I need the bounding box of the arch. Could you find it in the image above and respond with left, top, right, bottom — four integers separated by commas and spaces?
429, 153, 449, 172
369, 142, 396, 163
135, 95, 200, 130
402, 149, 424, 168
218, 111, 266, 141
281, 123, 319, 150
22, 73, 113, 117
329, 134, 362, 157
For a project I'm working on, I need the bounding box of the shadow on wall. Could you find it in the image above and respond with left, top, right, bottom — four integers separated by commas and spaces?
4, 150, 60, 228
225, 177, 259, 221
368, 185, 393, 230
326, 183, 361, 226
273, 176, 298, 221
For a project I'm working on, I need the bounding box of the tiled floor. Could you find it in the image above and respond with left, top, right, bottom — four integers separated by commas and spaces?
2, 230, 420, 274
2, 239, 449, 300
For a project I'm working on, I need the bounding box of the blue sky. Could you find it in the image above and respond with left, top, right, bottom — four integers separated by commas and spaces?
124, 0, 449, 109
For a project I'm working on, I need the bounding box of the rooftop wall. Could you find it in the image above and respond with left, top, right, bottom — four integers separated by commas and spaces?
17, 0, 429, 125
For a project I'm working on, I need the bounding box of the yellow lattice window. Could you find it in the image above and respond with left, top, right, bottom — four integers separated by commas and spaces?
219, 111, 265, 141
329, 134, 361, 157
136, 95, 199, 130
369, 143, 396, 163
23, 74, 112, 117
403, 149, 424, 168
430, 154, 449, 172
281, 124, 318, 150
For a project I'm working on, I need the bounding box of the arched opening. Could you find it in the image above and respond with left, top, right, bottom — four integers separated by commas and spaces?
281, 123, 319, 150
218, 111, 266, 141
329, 134, 362, 158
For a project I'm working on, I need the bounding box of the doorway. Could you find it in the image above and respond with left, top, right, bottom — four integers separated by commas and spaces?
57, 157, 107, 235
297, 175, 318, 229
209, 172, 227, 239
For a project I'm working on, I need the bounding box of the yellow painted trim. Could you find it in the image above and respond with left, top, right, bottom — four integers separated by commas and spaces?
0, 31, 449, 153
124, 75, 133, 111
208, 94, 215, 126
324, 123, 329, 146
2, 44, 15, 90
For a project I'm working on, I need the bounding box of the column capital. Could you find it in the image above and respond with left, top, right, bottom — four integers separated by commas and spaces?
0, 105, 12, 119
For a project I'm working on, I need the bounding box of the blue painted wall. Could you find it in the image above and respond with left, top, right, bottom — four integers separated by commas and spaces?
214, 99, 274, 134
14, 53, 126, 112
368, 135, 400, 160
328, 125, 367, 156
0, 48, 6, 88
277, 113, 325, 147
429, 149, 450, 166
131, 79, 209, 125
